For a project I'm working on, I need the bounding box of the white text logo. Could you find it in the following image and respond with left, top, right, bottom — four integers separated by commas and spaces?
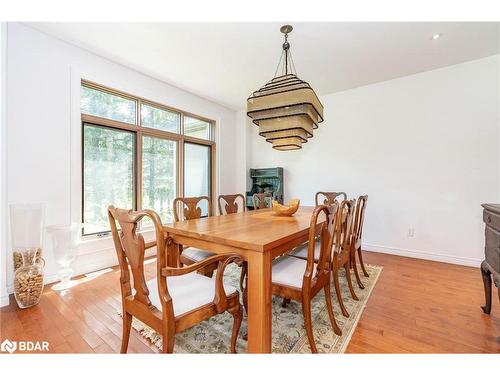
1, 339, 49, 353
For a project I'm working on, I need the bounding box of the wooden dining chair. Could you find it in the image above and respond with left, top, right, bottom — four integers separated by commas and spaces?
108, 206, 243, 353
218, 194, 247, 299
288, 191, 348, 263
291, 199, 358, 317
271, 203, 342, 353
252, 192, 272, 210
315, 191, 348, 206
350, 195, 369, 289
173, 196, 217, 277
331, 199, 358, 317
218, 194, 246, 215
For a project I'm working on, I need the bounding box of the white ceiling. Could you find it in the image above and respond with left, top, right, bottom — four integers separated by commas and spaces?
28, 22, 500, 109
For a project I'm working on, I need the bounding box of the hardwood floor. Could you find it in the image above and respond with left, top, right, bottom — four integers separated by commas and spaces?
1, 252, 499, 353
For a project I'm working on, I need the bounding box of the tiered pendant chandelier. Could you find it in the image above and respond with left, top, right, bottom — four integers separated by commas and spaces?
247, 25, 324, 151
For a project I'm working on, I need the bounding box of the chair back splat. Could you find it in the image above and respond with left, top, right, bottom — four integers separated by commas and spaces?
315, 191, 348, 206
333, 199, 356, 259
352, 195, 368, 246
218, 194, 246, 215
252, 192, 272, 210
304, 203, 339, 287
351, 195, 370, 283
173, 196, 212, 222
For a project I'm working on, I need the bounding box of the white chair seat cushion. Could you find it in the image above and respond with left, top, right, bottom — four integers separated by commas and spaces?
146, 272, 236, 317
291, 240, 320, 261
181, 247, 214, 262
272, 256, 316, 289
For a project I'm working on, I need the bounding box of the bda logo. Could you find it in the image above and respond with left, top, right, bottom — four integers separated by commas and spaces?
1, 339, 17, 353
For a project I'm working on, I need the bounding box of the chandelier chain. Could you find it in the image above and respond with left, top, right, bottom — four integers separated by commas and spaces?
274, 50, 285, 78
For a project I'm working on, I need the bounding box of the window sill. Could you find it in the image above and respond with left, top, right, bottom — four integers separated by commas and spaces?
77, 227, 156, 255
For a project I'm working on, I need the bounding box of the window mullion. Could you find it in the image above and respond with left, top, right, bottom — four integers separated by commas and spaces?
137, 99, 142, 217
136, 131, 143, 213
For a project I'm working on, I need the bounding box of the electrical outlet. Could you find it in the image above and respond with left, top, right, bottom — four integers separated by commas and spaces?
407, 227, 415, 237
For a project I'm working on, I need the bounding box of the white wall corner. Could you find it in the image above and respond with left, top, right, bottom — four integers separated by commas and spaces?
1, 22, 9, 307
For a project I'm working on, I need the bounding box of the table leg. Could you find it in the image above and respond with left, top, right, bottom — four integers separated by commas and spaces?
246, 250, 272, 353
166, 239, 181, 268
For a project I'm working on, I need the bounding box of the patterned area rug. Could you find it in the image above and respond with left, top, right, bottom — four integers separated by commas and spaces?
125, 263, 382, 353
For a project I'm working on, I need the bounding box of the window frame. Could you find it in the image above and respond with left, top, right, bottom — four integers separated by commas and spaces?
80, 80, 216, 238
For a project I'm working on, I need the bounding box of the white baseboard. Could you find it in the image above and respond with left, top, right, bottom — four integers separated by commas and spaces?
362, 243, 482, 268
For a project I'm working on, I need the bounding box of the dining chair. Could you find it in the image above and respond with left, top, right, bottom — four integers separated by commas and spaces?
291, 199, 358, 317
108, 206, 243, 353
271, 203, 342, 353
315, 191, 348, 206
350, 195, 369, 289
218, 193, 248, 304
331, 199, 358, 317
173, 196, 217, 277
218, 193, 246, 215
288, 190, 348, 263
252, 192, 272, 210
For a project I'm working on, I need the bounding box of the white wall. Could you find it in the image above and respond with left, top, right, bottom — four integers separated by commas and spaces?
1, 23, 9, 307
246, 55, 500, 267
2, 23, 241, 305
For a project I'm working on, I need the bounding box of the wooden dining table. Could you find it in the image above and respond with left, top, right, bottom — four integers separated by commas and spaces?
162, 205, 317, 353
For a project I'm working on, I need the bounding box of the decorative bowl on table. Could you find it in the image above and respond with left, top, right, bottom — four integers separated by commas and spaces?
272, 199, 300, 216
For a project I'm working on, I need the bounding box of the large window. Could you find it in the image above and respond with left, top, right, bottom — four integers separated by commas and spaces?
184, 143, 211, 216
81, 81, 215, 236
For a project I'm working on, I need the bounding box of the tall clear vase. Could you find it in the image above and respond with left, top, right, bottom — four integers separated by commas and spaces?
9, 203, 45, 308
46, 223, 81, 290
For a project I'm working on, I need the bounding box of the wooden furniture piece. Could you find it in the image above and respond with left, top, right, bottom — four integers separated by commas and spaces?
162, 206, 323, 353
481, 203, 500, 314
271, 204, 342, 352
252, 192, 272, 210
107, 206, 243, 354
331, 199, 358, 317
218, 193, 248, 309
291, 199, 359, 317
351, 195, 369, 289
246, 167, 284, 209
218, 194, 246, 215
173, 196, 217, 277
315, 191, 347, 206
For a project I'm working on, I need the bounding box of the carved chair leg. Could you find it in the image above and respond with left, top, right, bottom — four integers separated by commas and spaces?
324, 282, 342, 336
345, 264, 359, 301
281, 298, 291, 307
358, 247, 369, 277
228, 303, 243, 353
301, 298, 318, 353
481, 264, 492, 314
120, 310, 132, 354
351, 251, 365, 290
161, 319, 175, 354
333, 267, 349, 317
